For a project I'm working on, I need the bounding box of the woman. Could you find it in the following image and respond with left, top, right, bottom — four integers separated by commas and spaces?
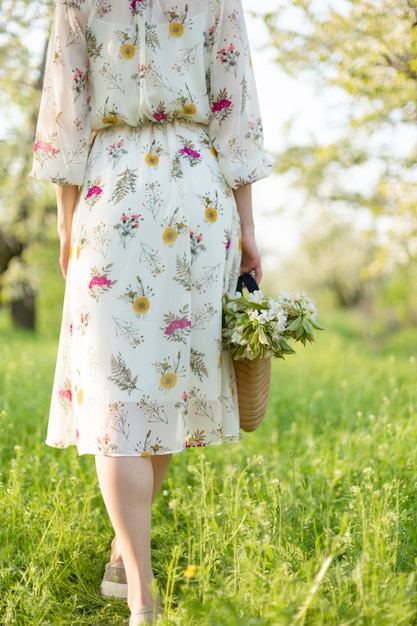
31, 0, 271, 623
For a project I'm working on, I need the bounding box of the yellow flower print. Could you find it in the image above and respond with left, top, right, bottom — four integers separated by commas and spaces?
133, 296, 151, 314
182, 103, 197, 115
210, 145, 218, 158
238, 236, 242, 252
160, 372, 178, 389
120, 42, 135, 60
169, 22, 184, 37
76, 246, 81, 260
102, 115, 119, 125
77, 389, 84, 404
162, 227, 178, 244
205, 207, 218, 223
145, 153, 160, 167
69, 245, 73, 259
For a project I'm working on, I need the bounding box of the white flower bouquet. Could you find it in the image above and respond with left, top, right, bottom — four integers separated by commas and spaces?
222, 286, 323, 361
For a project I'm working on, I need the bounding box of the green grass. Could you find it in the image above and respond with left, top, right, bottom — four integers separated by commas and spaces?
1, 275, 417, 624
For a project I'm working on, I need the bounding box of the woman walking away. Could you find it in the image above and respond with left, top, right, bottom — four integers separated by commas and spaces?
31, 0, 271, 623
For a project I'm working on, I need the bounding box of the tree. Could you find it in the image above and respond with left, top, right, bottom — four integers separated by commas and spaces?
0, 0, 54, 328
263, 0, 417, 272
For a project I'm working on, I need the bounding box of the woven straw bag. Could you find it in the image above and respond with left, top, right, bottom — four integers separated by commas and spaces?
234, 356, 271, 432
232, 274, 272, 432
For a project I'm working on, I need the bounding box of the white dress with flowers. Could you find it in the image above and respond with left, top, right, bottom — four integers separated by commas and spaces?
31, 0, 271, 456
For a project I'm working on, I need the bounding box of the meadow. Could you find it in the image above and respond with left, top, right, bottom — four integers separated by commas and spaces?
1, 248, 417, 625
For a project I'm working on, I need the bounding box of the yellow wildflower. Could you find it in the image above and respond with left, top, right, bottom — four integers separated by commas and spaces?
184, 564, 197, 579
120, 43, 135, 60
182, 103, 197, 115
205, 207, 218, 223
162, 227, 178, 244
160, 372, 178, 390
145, 153, 160, 167
169, 22, 184, 37
133, 296, 151, 314
102, 115, 119, 125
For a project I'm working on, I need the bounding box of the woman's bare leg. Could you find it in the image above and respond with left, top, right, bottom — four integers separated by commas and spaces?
151, 454, 172, 501
109, 454, 173, 562
95, 455, 156, 614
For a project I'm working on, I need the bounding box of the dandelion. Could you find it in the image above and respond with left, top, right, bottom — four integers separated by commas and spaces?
162, 227, 178, 244
182, 103, 197, 115
120, 43, 136, 60
169, 22, 184, 37
205, 207, 218, 223
160, 372, 178, 389
144, 153, 159, 167
133, 296, 150, 314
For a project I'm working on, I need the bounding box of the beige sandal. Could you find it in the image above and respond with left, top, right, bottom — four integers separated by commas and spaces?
99, 561, 128, 600
129, 606, 162, 625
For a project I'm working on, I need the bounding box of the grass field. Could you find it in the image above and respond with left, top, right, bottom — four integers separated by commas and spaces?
1, 255, 417, 625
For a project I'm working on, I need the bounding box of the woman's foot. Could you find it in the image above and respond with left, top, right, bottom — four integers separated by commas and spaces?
99, 538, 128, 600
100, 561, 128, 599
129, 605, 162, 625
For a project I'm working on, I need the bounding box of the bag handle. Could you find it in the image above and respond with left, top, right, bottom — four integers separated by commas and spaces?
236, 273, 259, 294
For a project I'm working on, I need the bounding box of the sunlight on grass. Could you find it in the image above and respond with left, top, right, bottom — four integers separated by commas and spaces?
1, 291, 417, 623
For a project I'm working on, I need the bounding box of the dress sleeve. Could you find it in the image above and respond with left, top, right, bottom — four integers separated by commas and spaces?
208, 0, 272, 189
30, 0, 92, 186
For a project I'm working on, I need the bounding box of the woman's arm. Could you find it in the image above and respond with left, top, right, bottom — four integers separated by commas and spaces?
55, 184, 78, 279
233, 184, 262, 284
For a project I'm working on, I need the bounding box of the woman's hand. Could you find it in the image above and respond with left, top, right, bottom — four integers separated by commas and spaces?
233, 184, 263, 284
240, 231, 262, 284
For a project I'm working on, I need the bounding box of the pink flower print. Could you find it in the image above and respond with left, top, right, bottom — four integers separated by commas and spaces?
217, 44, 240, 76
164, 318, 191, 336
189, 230, 206, 258
88, 266, 115, 301
76, 429, 80, 440
33, 140, 57, 156
225, 238, 231, 251
114, 211, 142, 247
212, 99, 232, 112
186, 439, 205, 448
59, 388, 72, 402
85, 185, 103, 199
153, 111, 168, 122
69, 323, 73, 335
89, 275, 112, 289
72, 68, 87, 99
131, 0, 144, 9
180, 146, 201, 160
131, 214, 140, 227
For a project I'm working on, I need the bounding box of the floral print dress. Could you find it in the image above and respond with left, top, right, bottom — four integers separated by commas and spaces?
31, 0, 271, 456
